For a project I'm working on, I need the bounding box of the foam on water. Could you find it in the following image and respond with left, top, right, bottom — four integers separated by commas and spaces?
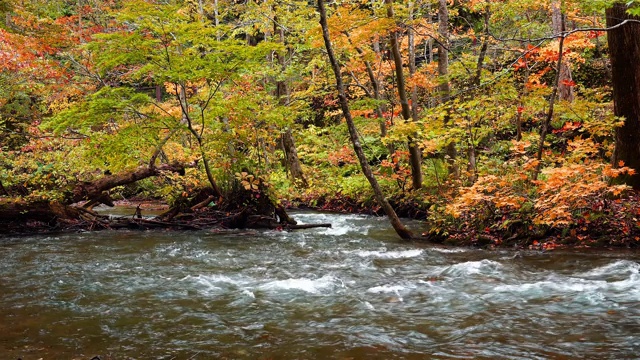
492, 263, 640, 303
429, 247, 468, 253
320, 222, 368, 236
193, 279, 222, 294
347, 249, 424, 259
241, 289, 256, 298
295, 213, 371, 236
259, 275, 343, 294
366, 284, 413, 294
578, 260, 640, 279
438, 259, 503, 277
190, 274, 249, 285
494, 277, 609, 294
181, 274, 253, 295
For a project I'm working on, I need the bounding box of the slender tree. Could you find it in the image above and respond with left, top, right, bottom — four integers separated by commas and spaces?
534, 20, 567, 181
552, 0, 575, 102
385, 0, 423, 190
437, 0, 458, 178
317, 0, 413, 240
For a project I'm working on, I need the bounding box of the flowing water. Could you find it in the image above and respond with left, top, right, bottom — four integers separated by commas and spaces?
1, 212, 639, 359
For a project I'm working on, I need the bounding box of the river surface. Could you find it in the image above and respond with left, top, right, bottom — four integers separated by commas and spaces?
1, 212, 639, 359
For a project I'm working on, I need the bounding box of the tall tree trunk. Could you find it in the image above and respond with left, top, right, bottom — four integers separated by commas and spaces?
467, 6, 490, 184
552, 0, 575, 102
273, 9, 308, 187
607, 3, 640, 189
385, 0, 422, 190
408, 2, 420, 122
317, 0, 413, 240
437, 0, 458, 178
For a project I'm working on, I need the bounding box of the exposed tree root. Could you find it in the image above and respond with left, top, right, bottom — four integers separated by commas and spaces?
0, 164, 331, 235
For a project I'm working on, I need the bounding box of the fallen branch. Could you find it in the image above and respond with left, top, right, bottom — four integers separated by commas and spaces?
285, 223, 332, 230
128, 218, 203, 230
71, 162, 193, 205
191, 195, 216, 211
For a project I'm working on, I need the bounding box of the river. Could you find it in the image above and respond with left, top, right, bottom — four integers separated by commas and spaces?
1, 212, 639, 359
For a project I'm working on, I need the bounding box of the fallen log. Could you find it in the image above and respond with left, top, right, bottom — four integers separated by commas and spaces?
285, 223, 332, 230
71, 162, 191, 205
0, 200, 79, 222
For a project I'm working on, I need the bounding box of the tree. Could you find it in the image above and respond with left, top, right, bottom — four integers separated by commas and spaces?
437, 0, 458, 178
317, 0, 413, 240
272, 2, 308, 188
607, 2, 640, 189
385, 0, 422, 190
552, 0, 575, 102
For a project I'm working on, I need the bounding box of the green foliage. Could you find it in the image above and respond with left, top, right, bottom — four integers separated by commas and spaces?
2, 0, 639, 247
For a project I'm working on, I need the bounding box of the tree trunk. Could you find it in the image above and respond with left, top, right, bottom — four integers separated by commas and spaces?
282, 128, 308, 187
552, 0, 575, 102
408, 2, 419, 122
607, 3, 640, 189
385, 0, 422, 190
474, 6, 490, 87
0, 199, 86, 231
175, 82, 222, 198
71, 162, 189, 204
317, 0, 413, 240
274, 9, 307, 187
437, 0, 458, 178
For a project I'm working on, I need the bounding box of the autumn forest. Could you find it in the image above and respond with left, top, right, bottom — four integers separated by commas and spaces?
2, 0, 640, 249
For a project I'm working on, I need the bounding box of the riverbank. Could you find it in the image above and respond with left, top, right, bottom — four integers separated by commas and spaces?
2, 192, 639, 250
292, 190, 640, 250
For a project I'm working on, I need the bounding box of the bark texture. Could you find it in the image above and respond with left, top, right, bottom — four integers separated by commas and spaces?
438, 0, 458, 178
552, 0, 575, 102
0, 200, 81, 223
607, 3, 640, 189
318, 0, 413, 240
71, 162, 188, 204
386, 0, 422, 190
282, 128, 308, 187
